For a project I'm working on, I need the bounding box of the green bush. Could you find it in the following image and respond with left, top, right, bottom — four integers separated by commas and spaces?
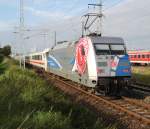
132, 66, 150, 85
0, 56, 6, 74
0, 54, 3, 63
2, 45, 11, 56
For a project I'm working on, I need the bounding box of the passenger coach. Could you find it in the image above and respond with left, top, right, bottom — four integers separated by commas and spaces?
128, 50, 150, 65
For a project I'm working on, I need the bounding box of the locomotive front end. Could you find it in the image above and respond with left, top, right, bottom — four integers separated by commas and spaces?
91, 36, 131, 95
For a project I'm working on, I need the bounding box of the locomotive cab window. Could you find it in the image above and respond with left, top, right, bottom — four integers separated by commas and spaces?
94, 44, 110, 55
110, 45, 125, 55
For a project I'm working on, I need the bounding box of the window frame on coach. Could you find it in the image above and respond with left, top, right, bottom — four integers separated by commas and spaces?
32, 55, 43, 60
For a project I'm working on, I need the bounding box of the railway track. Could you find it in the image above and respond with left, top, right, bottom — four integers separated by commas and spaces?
35, 69, 150, 129
129, 83, 150, 94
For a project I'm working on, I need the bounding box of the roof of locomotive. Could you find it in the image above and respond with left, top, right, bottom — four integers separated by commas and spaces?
51, 41, 76, 50
89, 36, 124, 44
52, 36, 125, 50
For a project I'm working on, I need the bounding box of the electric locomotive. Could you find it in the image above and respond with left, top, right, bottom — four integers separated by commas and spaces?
47, 35, 131, 95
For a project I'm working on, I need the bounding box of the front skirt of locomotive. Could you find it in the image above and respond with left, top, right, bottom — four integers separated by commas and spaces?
96, 77, 131, 95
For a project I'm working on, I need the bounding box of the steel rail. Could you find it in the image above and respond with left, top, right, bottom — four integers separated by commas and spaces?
129, 84, 150, 93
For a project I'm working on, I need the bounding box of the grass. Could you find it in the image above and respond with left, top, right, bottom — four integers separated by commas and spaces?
0, 58, 117, 129
0, 57, 18, 74
132, 66, 150, 85
0, 56, 5, 74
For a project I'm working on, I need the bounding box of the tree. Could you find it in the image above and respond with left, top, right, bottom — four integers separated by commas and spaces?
0, 48, 2, 54
2, 45, 11, 56
0, 48, 3, 63
0, 54, 3, 63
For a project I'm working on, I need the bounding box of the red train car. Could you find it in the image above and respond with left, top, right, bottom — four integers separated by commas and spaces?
128, 50, 150, 65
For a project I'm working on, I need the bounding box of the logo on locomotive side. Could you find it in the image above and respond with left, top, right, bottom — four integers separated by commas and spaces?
75, 38, 89, 75
111, 60, 118, 67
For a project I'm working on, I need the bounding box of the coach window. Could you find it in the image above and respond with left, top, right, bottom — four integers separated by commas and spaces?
40, 55, 42, 60
147, 55, 150, 58
35, 55, 39, 60
142, 55, 145, 58
36, 56, 38, 60
134, 55, 136, 58
37, 55, 40, 60
138, 55, 141, 58
32, 56, 34, 60
25, 56, 29, 60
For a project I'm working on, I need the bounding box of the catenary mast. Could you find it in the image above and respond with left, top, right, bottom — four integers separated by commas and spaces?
20, 0, 25, 69
82, 0, 103, 36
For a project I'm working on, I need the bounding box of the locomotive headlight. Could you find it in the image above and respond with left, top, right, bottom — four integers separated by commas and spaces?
92, 80, 97, 84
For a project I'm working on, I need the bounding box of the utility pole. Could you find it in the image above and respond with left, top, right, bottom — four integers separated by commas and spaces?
54, 31, 57, 46
99, 0, 103, 35
20, 0, 25, 69
20, 0, 24, 28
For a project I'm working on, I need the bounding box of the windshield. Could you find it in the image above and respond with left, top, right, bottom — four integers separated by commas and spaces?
110, 45, 125, 55
94, 44, 110, 55
94, 44, 126, 55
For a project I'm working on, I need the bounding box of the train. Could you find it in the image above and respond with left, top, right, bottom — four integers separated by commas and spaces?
128, 50, 150, 66
25, 35, 132, 96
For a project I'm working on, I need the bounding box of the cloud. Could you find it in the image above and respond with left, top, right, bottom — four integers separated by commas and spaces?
0, 21, 14, 31
103, 0, 150, 49
25, 6, 72, 19
32, 0, 150, 50
32, 0, 49, 4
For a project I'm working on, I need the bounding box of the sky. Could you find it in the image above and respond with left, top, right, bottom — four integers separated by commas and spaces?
0, 0, 150, 53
